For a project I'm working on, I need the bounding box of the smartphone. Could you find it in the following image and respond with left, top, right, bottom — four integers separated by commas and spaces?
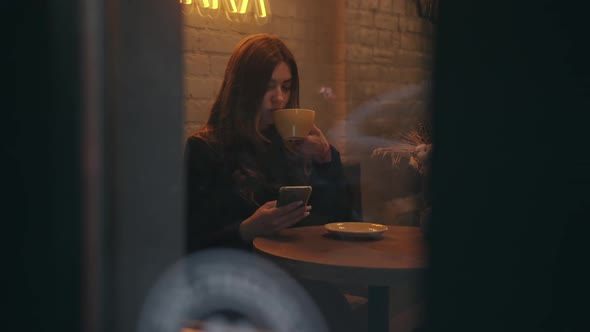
276, 186, 312, 207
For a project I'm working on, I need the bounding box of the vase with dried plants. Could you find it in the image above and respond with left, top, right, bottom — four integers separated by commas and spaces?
371, 122, 432, 233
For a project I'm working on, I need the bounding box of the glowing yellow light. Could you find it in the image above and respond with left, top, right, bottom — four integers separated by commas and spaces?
200, 0, 218, 8
239, 0, 249, 14
229, 0, 238, 13
257, 0, 266, 17
187, 0, 270, 25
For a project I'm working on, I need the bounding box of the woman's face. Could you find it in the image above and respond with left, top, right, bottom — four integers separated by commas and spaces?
258, 61, 292, 130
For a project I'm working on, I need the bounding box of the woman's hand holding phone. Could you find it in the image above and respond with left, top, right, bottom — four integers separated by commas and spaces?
239, 200, 312, 242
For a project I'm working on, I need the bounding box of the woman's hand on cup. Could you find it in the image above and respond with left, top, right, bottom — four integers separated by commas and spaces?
298, 125, 332, 163
239, 200, 312, 242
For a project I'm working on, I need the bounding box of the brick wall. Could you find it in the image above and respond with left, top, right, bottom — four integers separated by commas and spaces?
183, 0, 434, 225
342, 0, 433, 157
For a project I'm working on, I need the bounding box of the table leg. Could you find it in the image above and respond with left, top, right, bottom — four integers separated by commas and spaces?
368, 286, 389, 332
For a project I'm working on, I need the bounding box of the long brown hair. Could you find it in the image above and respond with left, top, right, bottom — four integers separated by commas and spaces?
194, 34, 309, 205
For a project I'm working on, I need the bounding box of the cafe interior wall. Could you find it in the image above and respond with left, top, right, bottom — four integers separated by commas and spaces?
183, 0, 434, 227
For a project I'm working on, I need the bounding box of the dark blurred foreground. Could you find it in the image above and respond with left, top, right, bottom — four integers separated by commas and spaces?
5, 1, 589, 332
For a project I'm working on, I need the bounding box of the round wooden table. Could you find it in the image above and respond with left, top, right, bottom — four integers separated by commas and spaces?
253, 225, 427, 332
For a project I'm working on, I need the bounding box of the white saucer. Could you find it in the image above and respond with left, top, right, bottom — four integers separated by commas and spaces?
324, 222, 388, 239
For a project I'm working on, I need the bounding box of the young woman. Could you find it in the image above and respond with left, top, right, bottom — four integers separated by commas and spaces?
184, 33, 356, 332
185, 33, 351, 252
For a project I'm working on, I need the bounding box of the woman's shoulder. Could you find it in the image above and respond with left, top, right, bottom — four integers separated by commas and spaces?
185, 133, 223, 161
187, 132, 219, 150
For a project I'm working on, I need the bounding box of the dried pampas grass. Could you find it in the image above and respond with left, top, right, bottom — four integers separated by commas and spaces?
371, 123, 432, 173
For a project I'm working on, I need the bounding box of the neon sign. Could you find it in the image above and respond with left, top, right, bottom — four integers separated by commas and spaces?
180, 0, 271, 25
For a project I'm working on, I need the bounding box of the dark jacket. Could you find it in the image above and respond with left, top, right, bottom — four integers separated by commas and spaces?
184, 135, 351, 253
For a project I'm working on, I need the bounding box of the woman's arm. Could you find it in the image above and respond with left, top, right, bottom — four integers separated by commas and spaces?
185, 136, 315, 251
184, 136, 250, 253
294, 125, 353, 224
307, 145, 353, 223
